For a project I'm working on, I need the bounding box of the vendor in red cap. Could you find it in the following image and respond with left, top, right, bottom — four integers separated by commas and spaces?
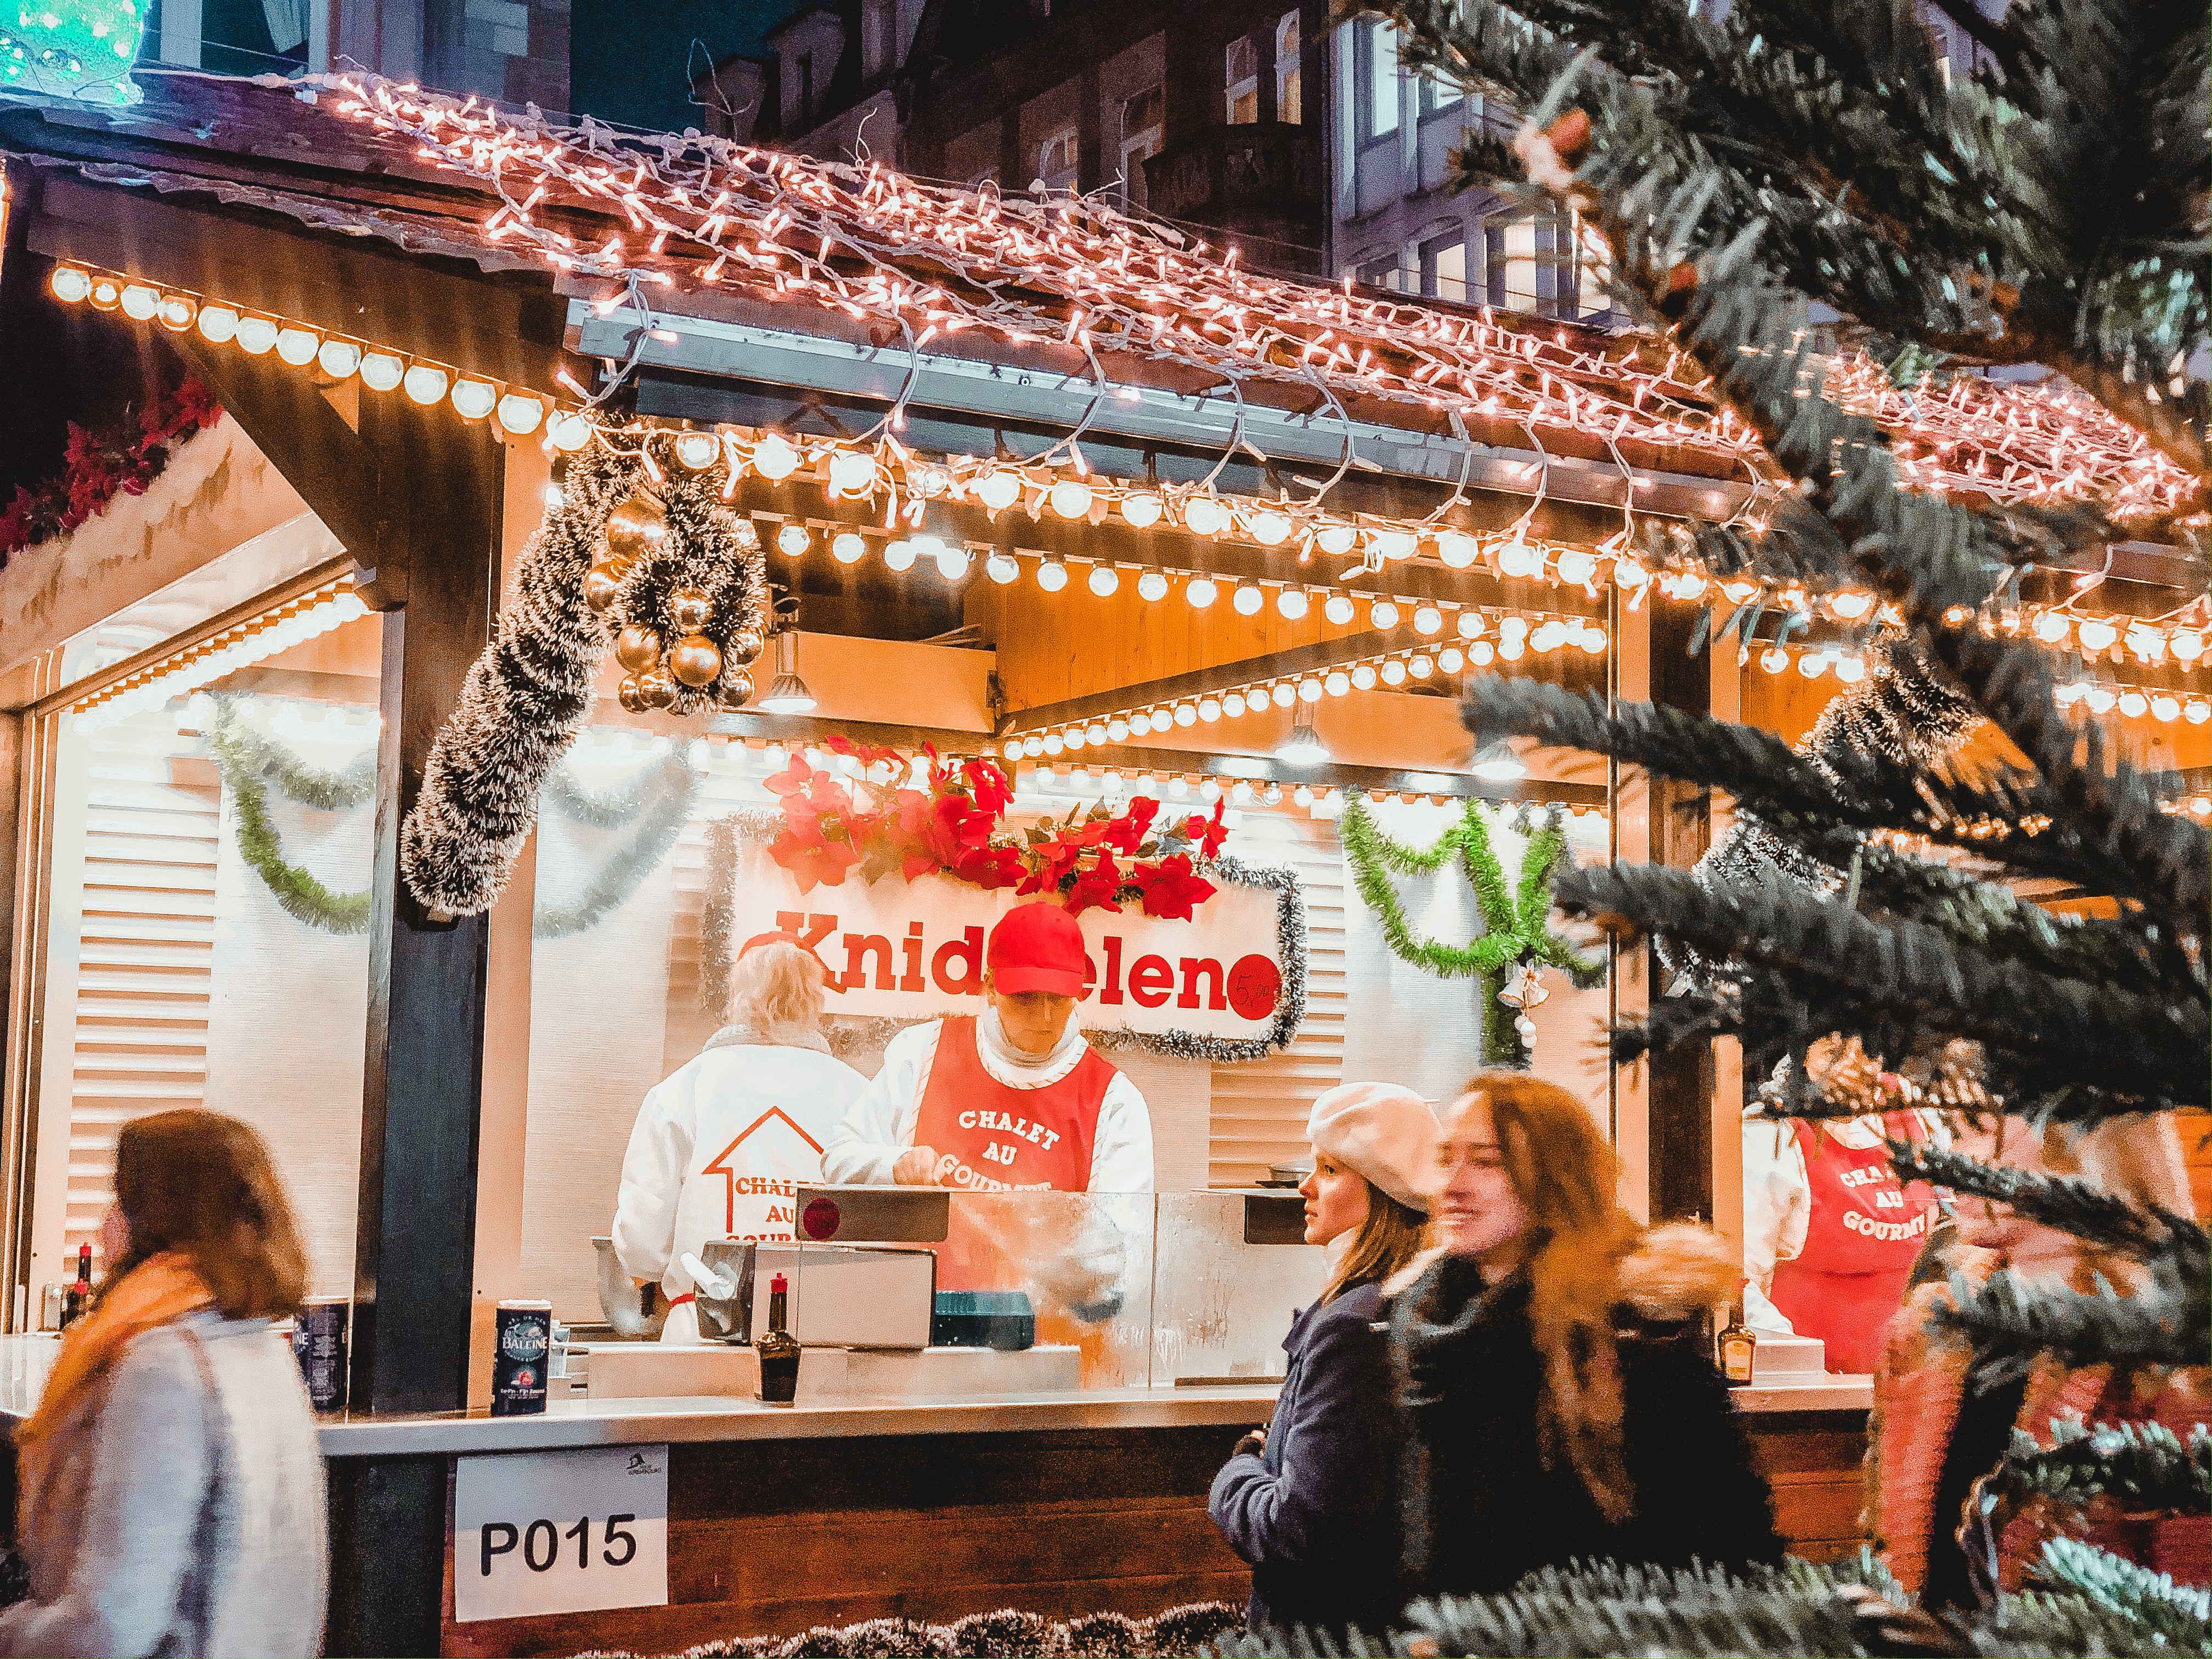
821, 901, 1156, 1192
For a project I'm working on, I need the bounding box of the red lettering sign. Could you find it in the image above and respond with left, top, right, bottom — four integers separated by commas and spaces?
1127, 954, 1175, 1008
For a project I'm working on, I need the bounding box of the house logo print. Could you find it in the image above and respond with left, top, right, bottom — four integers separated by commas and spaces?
703, 1107, 826, 1234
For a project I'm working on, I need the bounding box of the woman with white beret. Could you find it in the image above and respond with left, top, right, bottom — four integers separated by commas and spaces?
1208, 1081, 1438, 1639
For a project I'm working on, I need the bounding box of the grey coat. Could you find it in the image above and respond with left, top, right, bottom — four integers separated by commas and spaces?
0, 1312, 328, 1658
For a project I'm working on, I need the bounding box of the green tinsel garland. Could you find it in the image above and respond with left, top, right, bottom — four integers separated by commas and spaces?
1340, 793, 1603, 1066
206, 699, 375, 934
207, 698, 697, 940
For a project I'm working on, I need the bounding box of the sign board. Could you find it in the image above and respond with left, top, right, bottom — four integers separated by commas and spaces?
453, 1444, 670, 1623
730, 846, 1290, 1041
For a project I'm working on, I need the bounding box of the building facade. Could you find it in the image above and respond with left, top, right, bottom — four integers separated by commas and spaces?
691, 0, 1333, 275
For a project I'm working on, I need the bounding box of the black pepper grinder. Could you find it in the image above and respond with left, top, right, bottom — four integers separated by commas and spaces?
755, 1272, 800, 1406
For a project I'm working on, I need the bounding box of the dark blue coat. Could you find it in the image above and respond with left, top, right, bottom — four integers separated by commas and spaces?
1207, 1281, 1403, 1638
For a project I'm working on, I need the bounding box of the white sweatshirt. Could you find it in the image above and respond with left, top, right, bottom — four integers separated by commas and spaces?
612, 1033, 869, 1320
821, 1013, 1156, 1192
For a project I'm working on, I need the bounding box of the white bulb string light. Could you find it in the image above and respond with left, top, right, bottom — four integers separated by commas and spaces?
294, 72, 2195, 527
69, 580, 370, 731
58, 253, 2203, 661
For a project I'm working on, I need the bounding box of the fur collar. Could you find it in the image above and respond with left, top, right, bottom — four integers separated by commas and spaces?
1378, 1221, 1737, 1319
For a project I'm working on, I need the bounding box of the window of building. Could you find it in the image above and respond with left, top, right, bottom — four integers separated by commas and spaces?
1119, 84, 1164, 208
1274, 12, 1302, 125
1226, 36, 1260, 125
1357, 252, 1413, 294
794, 52, 815, 128
1036, 125, 1080, 191
1418, 71, 1460, 115
1483, 208, 1603, 319
1421, 230, 1468, 303
1357, 19, 1399, 140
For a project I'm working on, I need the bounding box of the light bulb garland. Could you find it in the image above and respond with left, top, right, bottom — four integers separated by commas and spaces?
70, 579, 368, 730
59, 249, 2205, 669
296, 70, 2193, 531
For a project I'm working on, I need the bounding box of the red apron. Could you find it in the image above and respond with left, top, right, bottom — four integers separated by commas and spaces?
910, 1015, 1113, 1193
1769, 1111, 1936, 1374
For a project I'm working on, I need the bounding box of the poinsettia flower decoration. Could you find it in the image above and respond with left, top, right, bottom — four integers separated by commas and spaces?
763, 738, 1227, 917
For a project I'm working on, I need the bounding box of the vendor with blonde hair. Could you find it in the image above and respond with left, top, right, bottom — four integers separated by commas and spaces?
613, 935, 867, 1343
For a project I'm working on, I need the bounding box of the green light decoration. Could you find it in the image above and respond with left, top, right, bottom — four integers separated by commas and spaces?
2, 1, 145, 104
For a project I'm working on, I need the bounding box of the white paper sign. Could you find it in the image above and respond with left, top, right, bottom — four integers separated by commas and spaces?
731, 849, 1290, 1040
453, 1444, 670, 1623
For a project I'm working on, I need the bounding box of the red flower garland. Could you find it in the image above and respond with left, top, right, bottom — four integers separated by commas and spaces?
766, 737, 1226, 918
0, 380, 224, 566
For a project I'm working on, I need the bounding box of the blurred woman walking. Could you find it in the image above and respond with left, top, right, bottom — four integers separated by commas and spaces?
0, 1109, 327, 1658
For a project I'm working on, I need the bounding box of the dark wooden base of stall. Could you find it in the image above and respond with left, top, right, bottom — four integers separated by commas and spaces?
437, 1426, 1253, 1658
362, 1409, 1873, 1657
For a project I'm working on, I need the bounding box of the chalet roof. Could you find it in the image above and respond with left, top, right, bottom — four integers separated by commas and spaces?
0, 68, 2193, 533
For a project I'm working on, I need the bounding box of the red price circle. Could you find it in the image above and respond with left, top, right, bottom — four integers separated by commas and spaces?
801, 1197, 843, 1240
1226, 955, 1283, 1022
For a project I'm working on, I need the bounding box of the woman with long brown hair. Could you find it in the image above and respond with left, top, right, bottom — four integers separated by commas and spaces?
1393, 1073, 1782, 1597
1210, 1082, 1437, 1637
0, 1109, 327, 1657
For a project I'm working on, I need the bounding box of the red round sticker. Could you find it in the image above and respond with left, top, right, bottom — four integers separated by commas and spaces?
801, 1198, 842, 1241
1226, 955, 1283, 1022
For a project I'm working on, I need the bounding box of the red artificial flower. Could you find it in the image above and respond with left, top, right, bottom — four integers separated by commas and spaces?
1101, 795, 1159, 855
963, 757, 1014, 817
1064, 849, 1124, 915
1183, 800, 1229, 859
952, 843, 1026, 890
770, 825, 860, 894
823, 732, 903, 771
762, 754, 815, 798
1132, 854, 1217, 921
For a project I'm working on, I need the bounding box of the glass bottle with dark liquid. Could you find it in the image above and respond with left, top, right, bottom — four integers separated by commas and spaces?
1717, 1302, 1758, 1389
61, 1244, 92, 1330
755, 1272, 800, 1405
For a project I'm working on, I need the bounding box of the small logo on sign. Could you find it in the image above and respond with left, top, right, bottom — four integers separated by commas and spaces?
625, 1451, 664, 1475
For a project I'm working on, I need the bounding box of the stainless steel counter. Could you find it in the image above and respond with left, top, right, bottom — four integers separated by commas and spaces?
0, 1334, 1870, 1460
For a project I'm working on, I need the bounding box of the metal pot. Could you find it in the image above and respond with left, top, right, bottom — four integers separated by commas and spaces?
592, 1236, 667, 1339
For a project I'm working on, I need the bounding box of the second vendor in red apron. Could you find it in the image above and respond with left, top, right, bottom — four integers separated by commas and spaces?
1748, 1110, 1938, 1374
821, 901, 1155, 1192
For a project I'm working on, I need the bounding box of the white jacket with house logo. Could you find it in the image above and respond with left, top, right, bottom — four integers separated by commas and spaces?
613, 1029, 867, 1342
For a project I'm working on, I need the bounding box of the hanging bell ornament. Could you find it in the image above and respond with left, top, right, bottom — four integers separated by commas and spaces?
1497, 961, 1550, 1012
614, 624, 664, 675
617, 676, 645, 714
669, 587, 713, 633
725, 627, 765, 667
668, 633, 724, 687
604, 490, 667, 563
716, 669, 756, 710
583, 562, 624, 613
636, 667, 679, 710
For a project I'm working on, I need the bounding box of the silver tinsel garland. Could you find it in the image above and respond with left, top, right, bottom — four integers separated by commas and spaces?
696, 817, 1307, 1064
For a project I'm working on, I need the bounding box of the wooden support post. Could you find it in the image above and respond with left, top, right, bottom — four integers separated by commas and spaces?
353, 390, 504, 1418
1645, 597, 1716, 1224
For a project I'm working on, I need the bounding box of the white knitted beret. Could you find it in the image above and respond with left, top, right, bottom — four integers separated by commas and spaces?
1306, 1082, 1441, 1213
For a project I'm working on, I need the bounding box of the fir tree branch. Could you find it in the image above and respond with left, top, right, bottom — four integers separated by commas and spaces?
2033, 1536, 2212, 1652
1888, 1142, 2209, 1265
2000, 1418, 2212, 1521
1938, 1256, 2210, 1383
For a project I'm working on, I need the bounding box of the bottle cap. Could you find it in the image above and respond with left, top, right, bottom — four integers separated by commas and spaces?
771, 1273, 788, 1293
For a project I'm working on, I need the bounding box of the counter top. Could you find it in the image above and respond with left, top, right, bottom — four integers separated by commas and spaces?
0, 1334, 1870, 1459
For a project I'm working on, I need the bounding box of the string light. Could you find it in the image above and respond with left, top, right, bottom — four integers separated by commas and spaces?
73, 582, 368, 731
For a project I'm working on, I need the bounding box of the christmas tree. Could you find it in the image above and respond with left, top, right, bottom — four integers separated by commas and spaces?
1237, 0, 2208, 1649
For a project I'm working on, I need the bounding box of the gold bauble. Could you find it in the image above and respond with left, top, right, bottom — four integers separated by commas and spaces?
614, 624, 663, 674
617, 676, 645, 714
583, 562, 624, 613
725, 627, 765, 667
668, 633, 723, 687
669, 587, 712, 633
605, 490, 666, 562
716, 669, 755, 709
636, 667, 679, 710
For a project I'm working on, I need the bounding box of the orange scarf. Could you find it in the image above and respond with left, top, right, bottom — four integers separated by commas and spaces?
19, 1252, 212, 1450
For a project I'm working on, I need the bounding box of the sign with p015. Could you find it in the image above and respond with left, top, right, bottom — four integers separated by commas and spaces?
453, 1444, 670, 1622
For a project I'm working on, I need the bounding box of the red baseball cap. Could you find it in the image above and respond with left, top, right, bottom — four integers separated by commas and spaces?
987, 902, 1089, 996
